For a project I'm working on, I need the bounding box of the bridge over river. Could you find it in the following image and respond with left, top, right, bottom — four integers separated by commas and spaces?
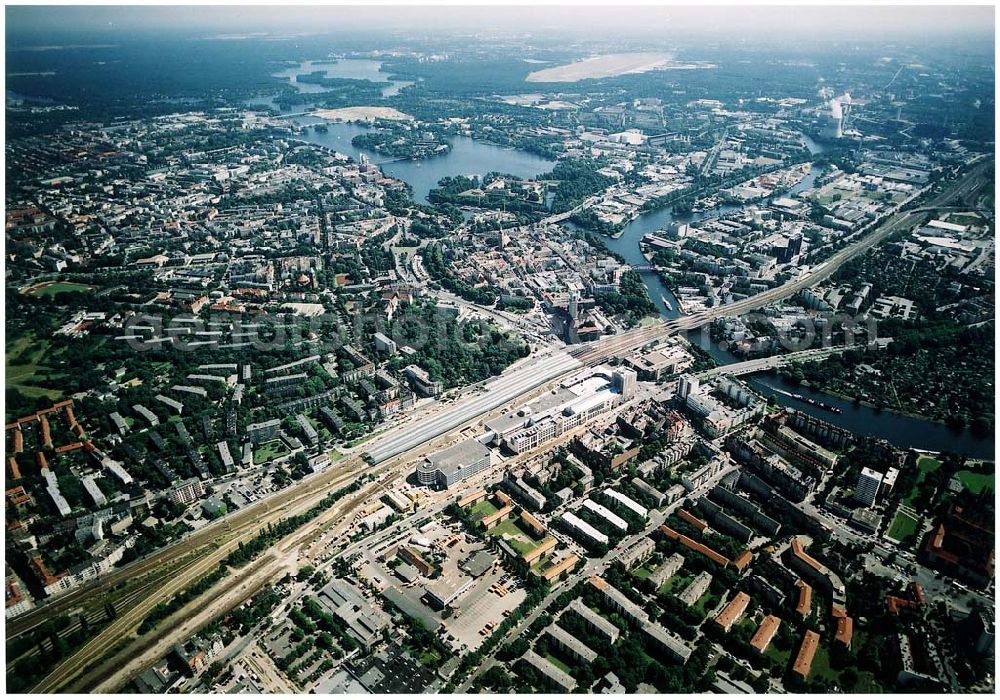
692, 345, 851, 380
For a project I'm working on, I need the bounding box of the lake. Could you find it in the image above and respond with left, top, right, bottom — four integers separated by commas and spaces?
294, 118, 556, 204
273, 59, 414, 97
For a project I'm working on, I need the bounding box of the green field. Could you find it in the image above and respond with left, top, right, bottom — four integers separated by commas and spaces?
544, 652, 573, 675
632, 566, 653, 580
807, 638, 882, 692
763, 640, 791, 670
24, 281, 96, 297
691, 589, 719, 619
904, 455, 941, 507
954, 470, 994, 494
659, 572, 692, 596
530, 554, 554, 574
468, 499, 498, 520
886, 510, 919, 541
253, 440, 288, 464
917, 455, 942, 475
488, 517, 544, 555
6, 332, 68, 402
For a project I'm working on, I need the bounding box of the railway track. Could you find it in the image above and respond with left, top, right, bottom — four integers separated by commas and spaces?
19, 158, 989, 692
31, 462, 379, 693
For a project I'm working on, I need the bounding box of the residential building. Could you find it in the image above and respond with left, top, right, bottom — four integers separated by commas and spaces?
854, 467, 884, 508
169, 478, 205, 506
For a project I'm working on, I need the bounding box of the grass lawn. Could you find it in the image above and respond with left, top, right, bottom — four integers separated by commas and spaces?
659, 573, 692, 596
734, 617, 758, 638
544, 652, 573, 675
904, 455, 942, 507
840, 632, 884, 692
530, 554, 554, 574
764, 641, 791, 671
402, 636, 444, 667
488, 518, 544, 555
954, 470, 994, 495
23, 281, 96, 297
416, 647, 442, 667
347, 429, 386, 448
886, 510, 919, 541
468, 499, 498, 520
632, 566, 653, 580
253, 440, 288, 464
948, 213, 984, 227
917, 455, 942, 475
6, 332, 68, 402
808, 643, 837, 682
691, 589, 719, 620
808, 640, 882, 692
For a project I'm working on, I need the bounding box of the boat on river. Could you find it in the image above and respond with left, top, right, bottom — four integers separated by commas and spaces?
772, 388, 842, 414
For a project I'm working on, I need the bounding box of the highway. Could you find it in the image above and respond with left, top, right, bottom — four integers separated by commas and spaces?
659, 157, 992, 336
15, 157, 989, 692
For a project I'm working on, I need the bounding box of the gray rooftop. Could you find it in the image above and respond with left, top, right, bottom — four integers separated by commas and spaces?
427, 439, 491, 476
545, 623, 598, 663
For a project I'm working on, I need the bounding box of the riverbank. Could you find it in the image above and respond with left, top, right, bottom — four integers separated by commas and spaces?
774, 370, 991, 431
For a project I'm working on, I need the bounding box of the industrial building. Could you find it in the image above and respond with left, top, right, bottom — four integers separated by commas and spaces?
317, 578, 391, 649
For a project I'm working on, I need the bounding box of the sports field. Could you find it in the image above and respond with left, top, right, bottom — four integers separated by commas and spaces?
22, 281, 96, 297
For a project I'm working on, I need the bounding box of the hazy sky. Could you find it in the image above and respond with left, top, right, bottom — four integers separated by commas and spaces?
6, 4, 995, 42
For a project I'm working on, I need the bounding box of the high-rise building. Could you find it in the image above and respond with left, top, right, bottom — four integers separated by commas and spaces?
568, 291, 579, 320
612, 368, 637, 400
854, 467, 884, 508
676, 375, 698, 400
373, 332, 397, 355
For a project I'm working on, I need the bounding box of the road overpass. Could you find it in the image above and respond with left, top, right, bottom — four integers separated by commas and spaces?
691, 346, 852, 380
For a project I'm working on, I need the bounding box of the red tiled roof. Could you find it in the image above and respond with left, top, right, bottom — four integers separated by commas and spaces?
794, 579, 812, 618
542, 555, 579, 581
750, 615, 782, 653
714, 592, 751, 631
659, 525, 730, 567
677, 508, 708, 532
793, 630, 820, 678
834, 615, 854, 647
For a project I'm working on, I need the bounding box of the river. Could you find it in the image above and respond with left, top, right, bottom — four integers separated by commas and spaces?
295, 123, 991, 457
694, 339, 994, 458
597, 133, 991, 457
601, 136, 826, 319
